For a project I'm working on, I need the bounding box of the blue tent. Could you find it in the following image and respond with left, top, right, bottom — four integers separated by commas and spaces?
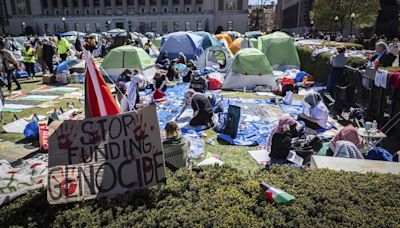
158, 32, 204, 62
62, 31, 86, 37
195, 31, 221, 49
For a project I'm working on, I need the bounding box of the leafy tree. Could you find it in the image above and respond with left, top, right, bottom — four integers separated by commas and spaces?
310, 0, 380, 32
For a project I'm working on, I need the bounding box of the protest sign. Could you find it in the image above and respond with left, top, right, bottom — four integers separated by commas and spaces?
39, 122, 49, 151
47, 105, 165, 204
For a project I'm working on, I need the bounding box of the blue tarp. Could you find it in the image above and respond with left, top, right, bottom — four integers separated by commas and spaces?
158, 32, 204, 62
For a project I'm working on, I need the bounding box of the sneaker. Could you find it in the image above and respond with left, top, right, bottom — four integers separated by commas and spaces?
15, 87, 22, 91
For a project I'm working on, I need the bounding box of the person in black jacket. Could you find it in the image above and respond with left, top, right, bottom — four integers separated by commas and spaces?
269, 115, 299, 166
370, 41, 396, 67
42, 38, 55, 74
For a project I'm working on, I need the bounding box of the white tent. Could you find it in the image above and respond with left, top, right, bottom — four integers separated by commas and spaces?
196, 46, 234, 73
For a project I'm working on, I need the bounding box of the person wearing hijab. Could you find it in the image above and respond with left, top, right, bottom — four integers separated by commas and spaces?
333, 141, 364, 159
370, 41, 396, 67
177, 52, 187, 64
269, 115, 298, 166
328, 125, 364, 156
298, 93, 329, 130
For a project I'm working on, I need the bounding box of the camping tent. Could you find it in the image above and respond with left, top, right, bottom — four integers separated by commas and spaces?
245, 31, 263, 39
215, 34, 233, 47
157, 31, 204, 62
250, 38, 258, 49
62, 31, 86, 37
258, 31, 300, 69
153, 37, 162, 48
196, 46, 234, 73
229, 38, 254, 55
107, 28, 126, 36
195, 31, 221, 50
222, 48, 277, 90
111, 32, 147, 48
100, 45, 156, 82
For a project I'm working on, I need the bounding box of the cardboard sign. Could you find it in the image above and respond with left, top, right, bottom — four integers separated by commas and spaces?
47, 105, 165, 204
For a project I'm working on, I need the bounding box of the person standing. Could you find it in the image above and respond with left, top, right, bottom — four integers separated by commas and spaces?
55, 33, 69, 62
35, 40, 46, 74
42, 38, 55, 74
22, 41, 36, 79
327, 46, 348, 94
0, 46, 21, 92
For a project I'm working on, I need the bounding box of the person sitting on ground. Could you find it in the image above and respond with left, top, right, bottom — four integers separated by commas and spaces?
189, 70, 208, 93
118, 69, 132, 83
132, 68, 146, 90
269, 115, 299, 166
177, 52, 187, 64
327, 46, 348, 94
298, 93, 329, 130
166, 60, 179, 81
183, 60, 197, 82
327, 125, 364, 156
333, 140, 364, 159
153, 71, 168, 92
370, 41, 396, 67
162, 121, 191, 172
176, 89, 214, 128
158, 51, 170, 69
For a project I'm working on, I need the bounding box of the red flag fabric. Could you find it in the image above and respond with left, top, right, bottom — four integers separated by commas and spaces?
84, 51, 120, 118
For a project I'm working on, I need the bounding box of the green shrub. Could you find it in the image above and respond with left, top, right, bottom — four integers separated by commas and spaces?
297, 47, 367, 83
1, 166, 400, 227
322, 41, 364, 50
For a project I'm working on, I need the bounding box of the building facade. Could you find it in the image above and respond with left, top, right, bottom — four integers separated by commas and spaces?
248, 3, 277, 32
2, 0, 248, 35
277, 0, 313, 35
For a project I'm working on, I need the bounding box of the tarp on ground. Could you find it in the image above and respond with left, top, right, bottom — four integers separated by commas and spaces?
158, 32, 204, 62
223, 48, 276, 90
100, 45, 156, 82
195, 31, 222, 50
258, 31, 300, 68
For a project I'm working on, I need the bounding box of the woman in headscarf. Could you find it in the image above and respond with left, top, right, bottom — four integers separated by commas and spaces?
298, 93, 329, 130
333, 141, 364, 159
370, 41, 396, 67
328, 125, 364, 156
269, 115, 299, 166
177, 52, 187, 64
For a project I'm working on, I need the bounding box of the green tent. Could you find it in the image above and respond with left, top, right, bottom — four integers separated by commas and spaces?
258, 31, 300, 67
153, 37, 162, 48
231, 48, 273, 75
101, 45, 154, 70
250, 38, 258, 49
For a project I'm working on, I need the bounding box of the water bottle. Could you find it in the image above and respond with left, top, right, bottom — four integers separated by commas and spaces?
372, 120, 378, 134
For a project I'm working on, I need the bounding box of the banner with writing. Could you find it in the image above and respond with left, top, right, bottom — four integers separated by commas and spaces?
47, 105, 165, 204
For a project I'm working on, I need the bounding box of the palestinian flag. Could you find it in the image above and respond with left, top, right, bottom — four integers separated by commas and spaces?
260, 181, 295, 204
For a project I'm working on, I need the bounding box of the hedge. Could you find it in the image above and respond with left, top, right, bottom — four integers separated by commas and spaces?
297, 46, 367, 83
1, 166, 400, 227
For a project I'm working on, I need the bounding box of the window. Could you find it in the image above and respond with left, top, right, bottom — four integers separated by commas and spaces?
54, 23, 60, 32
94, 0, 100, 7
83, 0, 89, 7
44, 23, 49, 33
64, 23, 69, 31
175, 8, 179, 13
151, 21, 157, 32
105, 0, 111, 7
65, 10, 69, 15
150, 0, 157, 5
141, 8, 145, 13
62, 0, 68, 7
152, 8, 156, 13
86, 9, 90, 14
55, 10, 59, 15
95, 23, 101, 32
96, 10, 100, 14
186, 7, 190, 12
163, 8, 168, 13
75, 10, 79, 14
162, 0, 168, 5
85, 23, 90, 33
227, 20, 233, 30
173, 0, 180, 4
127, 0, 134, 5
184, 0, 191, 4
198, 7, 202, 12
74, 23, 80, 31
139, 0, 145, 5
41, 0, 48, 8
185, 21, 191, 31
139, 22, 145, 33
46, 11, 49, 15
116, 0, 122, 6
196, 21, 202, 31
196, 0, 203, 4
224, 0, 237, 10
52, 0, 58, 7
162, 21, 168, 33
72, 0, 78, 7
173, 21, 179, 31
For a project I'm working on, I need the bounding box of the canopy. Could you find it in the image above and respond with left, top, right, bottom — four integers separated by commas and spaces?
215, 34, 233, 47
229, 38, 254, 55
158, 31, 204, 62
62, 31, 86, 37
195, 31, 221, 50
107, 28, 126, 36
223, 48, 276, 90
258, 31, 300, 67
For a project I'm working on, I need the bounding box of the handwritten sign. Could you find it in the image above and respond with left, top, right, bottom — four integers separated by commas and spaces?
47, 105, 165, 204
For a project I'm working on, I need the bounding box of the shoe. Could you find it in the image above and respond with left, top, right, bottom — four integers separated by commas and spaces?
15, 87, 21, 91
